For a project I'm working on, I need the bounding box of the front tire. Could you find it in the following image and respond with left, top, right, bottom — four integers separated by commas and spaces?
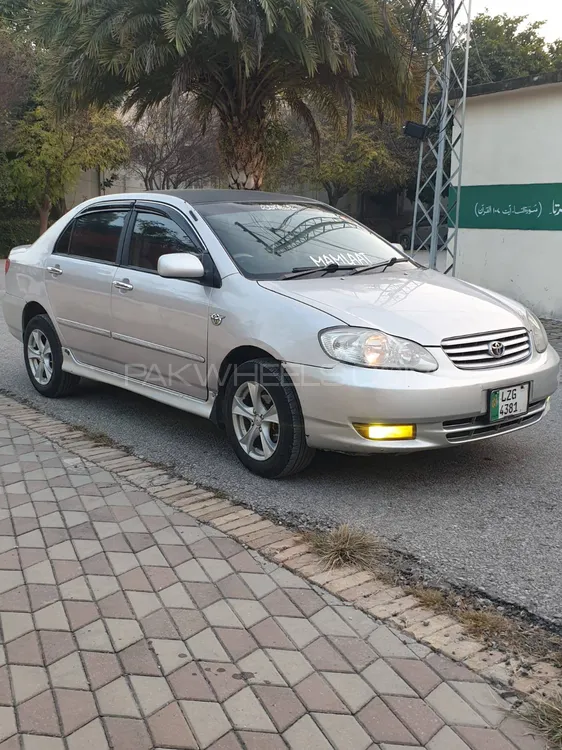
24, 314, 80, 397
224, 358, 315, 478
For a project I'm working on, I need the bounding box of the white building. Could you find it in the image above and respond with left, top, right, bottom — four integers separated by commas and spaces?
455, 71, 562, 319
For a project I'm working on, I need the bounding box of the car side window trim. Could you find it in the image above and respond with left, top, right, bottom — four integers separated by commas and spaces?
51, 208, 133, 266
120, 204, 219, 286
121, 203, 206, 267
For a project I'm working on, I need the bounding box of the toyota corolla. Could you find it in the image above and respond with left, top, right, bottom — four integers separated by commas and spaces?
3, 190, 559, 477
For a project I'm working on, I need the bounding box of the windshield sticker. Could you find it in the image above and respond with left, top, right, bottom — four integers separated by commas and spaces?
309, 252, 371, 267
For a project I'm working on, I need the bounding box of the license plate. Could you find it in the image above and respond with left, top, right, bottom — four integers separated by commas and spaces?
489, 383, 530, 422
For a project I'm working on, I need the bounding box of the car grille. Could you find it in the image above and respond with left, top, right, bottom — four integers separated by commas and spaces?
444, 399, 547, 443
442, 328, 531, 370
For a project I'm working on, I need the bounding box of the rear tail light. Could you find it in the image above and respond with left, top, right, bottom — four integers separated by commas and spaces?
4, 258, 9, 274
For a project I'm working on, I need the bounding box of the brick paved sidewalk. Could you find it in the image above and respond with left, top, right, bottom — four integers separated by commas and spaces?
0, 408, 546, 749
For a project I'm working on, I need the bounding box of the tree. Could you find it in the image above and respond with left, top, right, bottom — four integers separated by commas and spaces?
0, 25, 33, 142
304, 129, 391, 207
459, 13, 562, 86
126, 98, 222, 190
35, 0, 419, 190
9, 106, 129, 233
279, 115, 418, 207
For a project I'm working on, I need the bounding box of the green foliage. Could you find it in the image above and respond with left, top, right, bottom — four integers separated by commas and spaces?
281, 116, 418, 206
460, 13, 562, 86
8, 105, 129, 222
34, 0, 420, 189
313, 130, 388, 206
0, 217, 39, 258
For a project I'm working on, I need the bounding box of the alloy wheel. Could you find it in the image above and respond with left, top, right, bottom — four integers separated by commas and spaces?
231, 381, 280, 461
27, 329, 53, 386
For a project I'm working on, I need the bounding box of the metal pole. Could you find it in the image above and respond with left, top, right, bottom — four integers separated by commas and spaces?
450, 0, 472, 276
429, 1, 453, 270
409, 0, 472, 274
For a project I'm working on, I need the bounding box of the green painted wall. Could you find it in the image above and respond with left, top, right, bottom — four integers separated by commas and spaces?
451, 183, 562, 231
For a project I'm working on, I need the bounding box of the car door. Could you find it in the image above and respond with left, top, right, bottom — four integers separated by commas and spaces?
109, 203, 212, 401
44, 204, 132, 369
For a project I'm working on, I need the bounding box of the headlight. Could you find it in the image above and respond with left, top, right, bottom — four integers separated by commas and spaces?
526, 310, 548, 353
319, 327, 438, 372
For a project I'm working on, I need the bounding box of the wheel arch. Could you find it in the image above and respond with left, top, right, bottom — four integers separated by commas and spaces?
22, 302, 50, 338
211, 345, 279, 427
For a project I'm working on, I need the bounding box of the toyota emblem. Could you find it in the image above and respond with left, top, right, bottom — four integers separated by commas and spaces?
488, 341, 505, 358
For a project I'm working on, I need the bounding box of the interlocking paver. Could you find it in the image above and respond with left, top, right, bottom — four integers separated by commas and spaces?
0, 407, 542, 750
323, 671, 375, 712
426, 683, 489, 726
295, 672, 349, 713
314, 712, 372, 750
357, 698, 417, 745
283, 715, 332, 749
17, 690, 60, 736
224, 686, 276, 731
181, 701, 231, 747
96, 677, 140, 718
384, 695, 445, 743
455, 726, 519, 749
130, 675, 174, 716
362, 659, 417, 696
104, 717, 152, 750
49, 653, 88, 690
55, 687, 98, 735
427, 725, 472, 749
450, 680, 510, 727
149, 702, 198, 748
169, 663, 215, 701
267, 648, 314, 686
10, 665, 49, 703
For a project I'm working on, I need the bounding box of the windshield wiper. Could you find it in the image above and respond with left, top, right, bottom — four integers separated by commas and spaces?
350, 257, 411, 275
281, 263, 358, 280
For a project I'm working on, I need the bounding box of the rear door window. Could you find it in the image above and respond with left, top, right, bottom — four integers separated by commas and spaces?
60, 210, 128, 264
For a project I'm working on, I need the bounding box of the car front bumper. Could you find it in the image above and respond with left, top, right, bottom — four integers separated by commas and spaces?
288, 345, 560, 453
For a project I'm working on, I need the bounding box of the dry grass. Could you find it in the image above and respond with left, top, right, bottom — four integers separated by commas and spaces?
458, 610, 514, 641
524, 693, 562, 749
78, 428, 116, 447
305, 524, 382, 570
407, 584, 447, 609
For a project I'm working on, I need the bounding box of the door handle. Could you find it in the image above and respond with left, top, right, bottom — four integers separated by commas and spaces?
113, 279, 134, 292
47, 265, 63, 276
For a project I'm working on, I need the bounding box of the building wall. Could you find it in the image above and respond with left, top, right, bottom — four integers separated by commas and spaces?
455, 82, 562, 318
65, 169, 147, 208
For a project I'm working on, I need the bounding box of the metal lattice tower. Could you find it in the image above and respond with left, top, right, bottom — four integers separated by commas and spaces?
409, 0, 472, 275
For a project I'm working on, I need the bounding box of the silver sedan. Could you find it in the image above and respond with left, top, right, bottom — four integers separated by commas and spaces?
3, 190, 559, 477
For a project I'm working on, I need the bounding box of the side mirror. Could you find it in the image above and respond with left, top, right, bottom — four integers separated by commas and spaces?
392, 243, 406, 253
158, 253, 205, 279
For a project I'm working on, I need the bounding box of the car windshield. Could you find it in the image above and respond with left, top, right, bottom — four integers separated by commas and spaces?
199, 202, 409, 279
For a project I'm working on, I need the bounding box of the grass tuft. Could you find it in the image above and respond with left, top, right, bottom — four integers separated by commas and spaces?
524, 693, 562, 749
305, 524, 382, 570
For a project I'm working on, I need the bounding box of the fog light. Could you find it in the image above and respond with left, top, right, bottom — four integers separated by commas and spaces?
354, 423, 416, 440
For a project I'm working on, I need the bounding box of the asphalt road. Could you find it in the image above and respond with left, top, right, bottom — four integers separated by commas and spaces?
1, 275, 561, 625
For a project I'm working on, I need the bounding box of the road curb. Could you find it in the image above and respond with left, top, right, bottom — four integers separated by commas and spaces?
1, 392, 560, 704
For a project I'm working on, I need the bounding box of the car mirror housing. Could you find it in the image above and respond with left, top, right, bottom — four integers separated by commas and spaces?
157, 253, 205, 279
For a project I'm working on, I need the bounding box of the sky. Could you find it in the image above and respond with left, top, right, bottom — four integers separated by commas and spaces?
472, 0, 562, 41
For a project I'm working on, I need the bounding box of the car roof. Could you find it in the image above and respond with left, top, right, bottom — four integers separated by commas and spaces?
155, 189, 322, 206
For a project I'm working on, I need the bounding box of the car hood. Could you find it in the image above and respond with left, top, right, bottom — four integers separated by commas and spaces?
258, 268, 527, 346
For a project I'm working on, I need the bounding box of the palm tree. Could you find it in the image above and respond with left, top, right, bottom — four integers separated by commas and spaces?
36, 0, 419, 190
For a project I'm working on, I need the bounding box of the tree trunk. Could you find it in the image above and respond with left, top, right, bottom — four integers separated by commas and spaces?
221, 120, 267, 190
324, 183, 348, 208
38, 196, 52, 236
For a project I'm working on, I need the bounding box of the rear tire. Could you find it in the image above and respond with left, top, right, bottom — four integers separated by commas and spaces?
224, 358, 315, 478
23, 314, 80, 398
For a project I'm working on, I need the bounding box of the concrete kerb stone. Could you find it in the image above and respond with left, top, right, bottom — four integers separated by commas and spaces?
1, 393, 561, 704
